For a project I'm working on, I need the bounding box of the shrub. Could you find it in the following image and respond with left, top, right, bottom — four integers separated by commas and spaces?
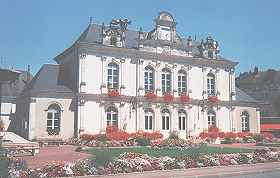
221, 137, 233, 144
253, 134, 264, 143
135, 137, 150, 146
169, 131, 179, 139
93, 151, 113, 167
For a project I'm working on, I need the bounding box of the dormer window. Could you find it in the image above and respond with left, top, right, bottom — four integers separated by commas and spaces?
208, 51, 214, 59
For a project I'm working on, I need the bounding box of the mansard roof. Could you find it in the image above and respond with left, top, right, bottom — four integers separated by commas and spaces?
21, 64, 73, 98
236, 88, 258, 103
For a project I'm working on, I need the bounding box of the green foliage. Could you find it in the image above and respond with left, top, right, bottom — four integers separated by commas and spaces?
168, 131, 179, 139
221, 137, 233, 144
84, 146, 252, 159
95, 134, 107, 142
135, 137, 150, 146
93, 150, 114, 167
252, 134, 264, 143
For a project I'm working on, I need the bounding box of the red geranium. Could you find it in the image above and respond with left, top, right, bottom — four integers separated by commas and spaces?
208, 95, 219, 103
163, 92, 174, 103
145, 92, 157, 102
180, 93, 190, 103
208, 125, 219, 133
106, 125, 118, 133
107, 89, 120, 97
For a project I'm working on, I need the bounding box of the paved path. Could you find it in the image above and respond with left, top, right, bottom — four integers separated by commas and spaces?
22, 145, 91, 168
83, 162, 280, 178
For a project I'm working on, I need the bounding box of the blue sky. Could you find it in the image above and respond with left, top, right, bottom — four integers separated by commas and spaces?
0, 0, 279, 75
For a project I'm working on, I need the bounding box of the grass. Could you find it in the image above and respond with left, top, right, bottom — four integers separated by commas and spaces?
83, 145, 253, 159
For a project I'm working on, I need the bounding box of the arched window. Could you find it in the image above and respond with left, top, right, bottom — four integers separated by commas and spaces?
207, 110, 216, 127
144, 66, 155, 92
178, 70, 187, 95
178, 110, 187, 130
107, 62, 119, 89
162, 68, 172, 94
106, 106, 118, 127
161, 109, 170, 130
144, 109, 153, 130
47, 104, 61, 135
241, 111, 250, 132
207, 73, 215, 96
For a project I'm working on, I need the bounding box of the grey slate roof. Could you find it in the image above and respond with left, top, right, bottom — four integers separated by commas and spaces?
75, 24, 202, 56
24, 64, 73, 96
235, 88, 258, 103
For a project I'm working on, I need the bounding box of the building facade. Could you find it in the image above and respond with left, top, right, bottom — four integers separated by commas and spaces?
15, 12, 260, 140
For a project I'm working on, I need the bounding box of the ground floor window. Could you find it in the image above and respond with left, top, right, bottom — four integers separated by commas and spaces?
207, 111, 216, 127
47, 104, 61, 135
144, 109, 153, 130
162, 109, 170, 130
106, 106, 118, 127
241, 111, 250, 132
178, 110, 186, 130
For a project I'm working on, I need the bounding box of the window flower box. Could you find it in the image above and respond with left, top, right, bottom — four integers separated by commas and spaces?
208, 95, 219, 103
144, 92, 157, 102
180, 93, 190, 103
163, 92, 174, 103
107, 89, 120, 97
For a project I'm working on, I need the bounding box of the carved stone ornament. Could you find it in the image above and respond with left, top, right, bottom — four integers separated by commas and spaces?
103, 18, 131, 47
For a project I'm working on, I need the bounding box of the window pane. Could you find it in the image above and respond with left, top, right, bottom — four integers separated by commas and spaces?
183, 117, 186, 130
145, 116, 148, 130
162, 116, 165, 130
47, 113, 52, 119
179, 117, 181, 130
166, 117, 169, 130
149, 116, 153, 130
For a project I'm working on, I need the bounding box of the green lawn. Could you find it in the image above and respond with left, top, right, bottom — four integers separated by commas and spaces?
83, 145, 252, 158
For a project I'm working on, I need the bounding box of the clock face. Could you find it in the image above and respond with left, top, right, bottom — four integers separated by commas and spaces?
159, 26, 171, 40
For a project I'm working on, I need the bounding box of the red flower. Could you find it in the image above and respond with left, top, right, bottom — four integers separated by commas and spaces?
144, 92, 157, 102
180, 93, 190, 103
107, 89, 120, 97
208, 126, 219, 133
163, 92, 174, 103
106, 125, 118, 133
208, 95, 219, 103
199, 132, 208, 139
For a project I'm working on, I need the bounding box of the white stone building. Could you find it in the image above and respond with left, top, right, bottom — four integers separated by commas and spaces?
15, 12, 260, 140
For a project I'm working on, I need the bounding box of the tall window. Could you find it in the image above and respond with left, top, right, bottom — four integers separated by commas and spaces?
207, 110, 216, 127
144, 109, 153, 130
207, 73, 215, 96
178, 70, 187, 95
178, 110, 186, 130
162, 109, 170, 130
162, 68, 172, 94
107, 62, 119, 89
241, 111, 250, 132
47, 104, 61, 135
144, 66, 155, 92
106, 106, 118, 127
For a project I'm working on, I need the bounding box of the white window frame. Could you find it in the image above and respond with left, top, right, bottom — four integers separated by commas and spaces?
144, 66, 155, 92
178, 111, 186, 130
207, 73, 215, 96
106, 107, 118, 127
144, 110, 153, 130
162, 68, 172, 94
47, 104, 61, 134
107, 63, 119, 89
178, 71, 187, 95
207, 111, 216, 127
162, 109, 170, 130
241, 111, 250, 132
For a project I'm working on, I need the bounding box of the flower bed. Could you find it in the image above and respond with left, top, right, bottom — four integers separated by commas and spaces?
67, 126, 163, 147
199, 126, 273, 144
9, 148, 280, 177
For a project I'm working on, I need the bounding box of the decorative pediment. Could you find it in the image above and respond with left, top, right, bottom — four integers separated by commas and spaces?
198, 36, 220, 59
102, 19, 131, 47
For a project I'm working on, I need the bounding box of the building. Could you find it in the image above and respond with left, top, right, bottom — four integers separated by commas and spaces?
15, 12, 260, 140
0, 69, 31, 131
